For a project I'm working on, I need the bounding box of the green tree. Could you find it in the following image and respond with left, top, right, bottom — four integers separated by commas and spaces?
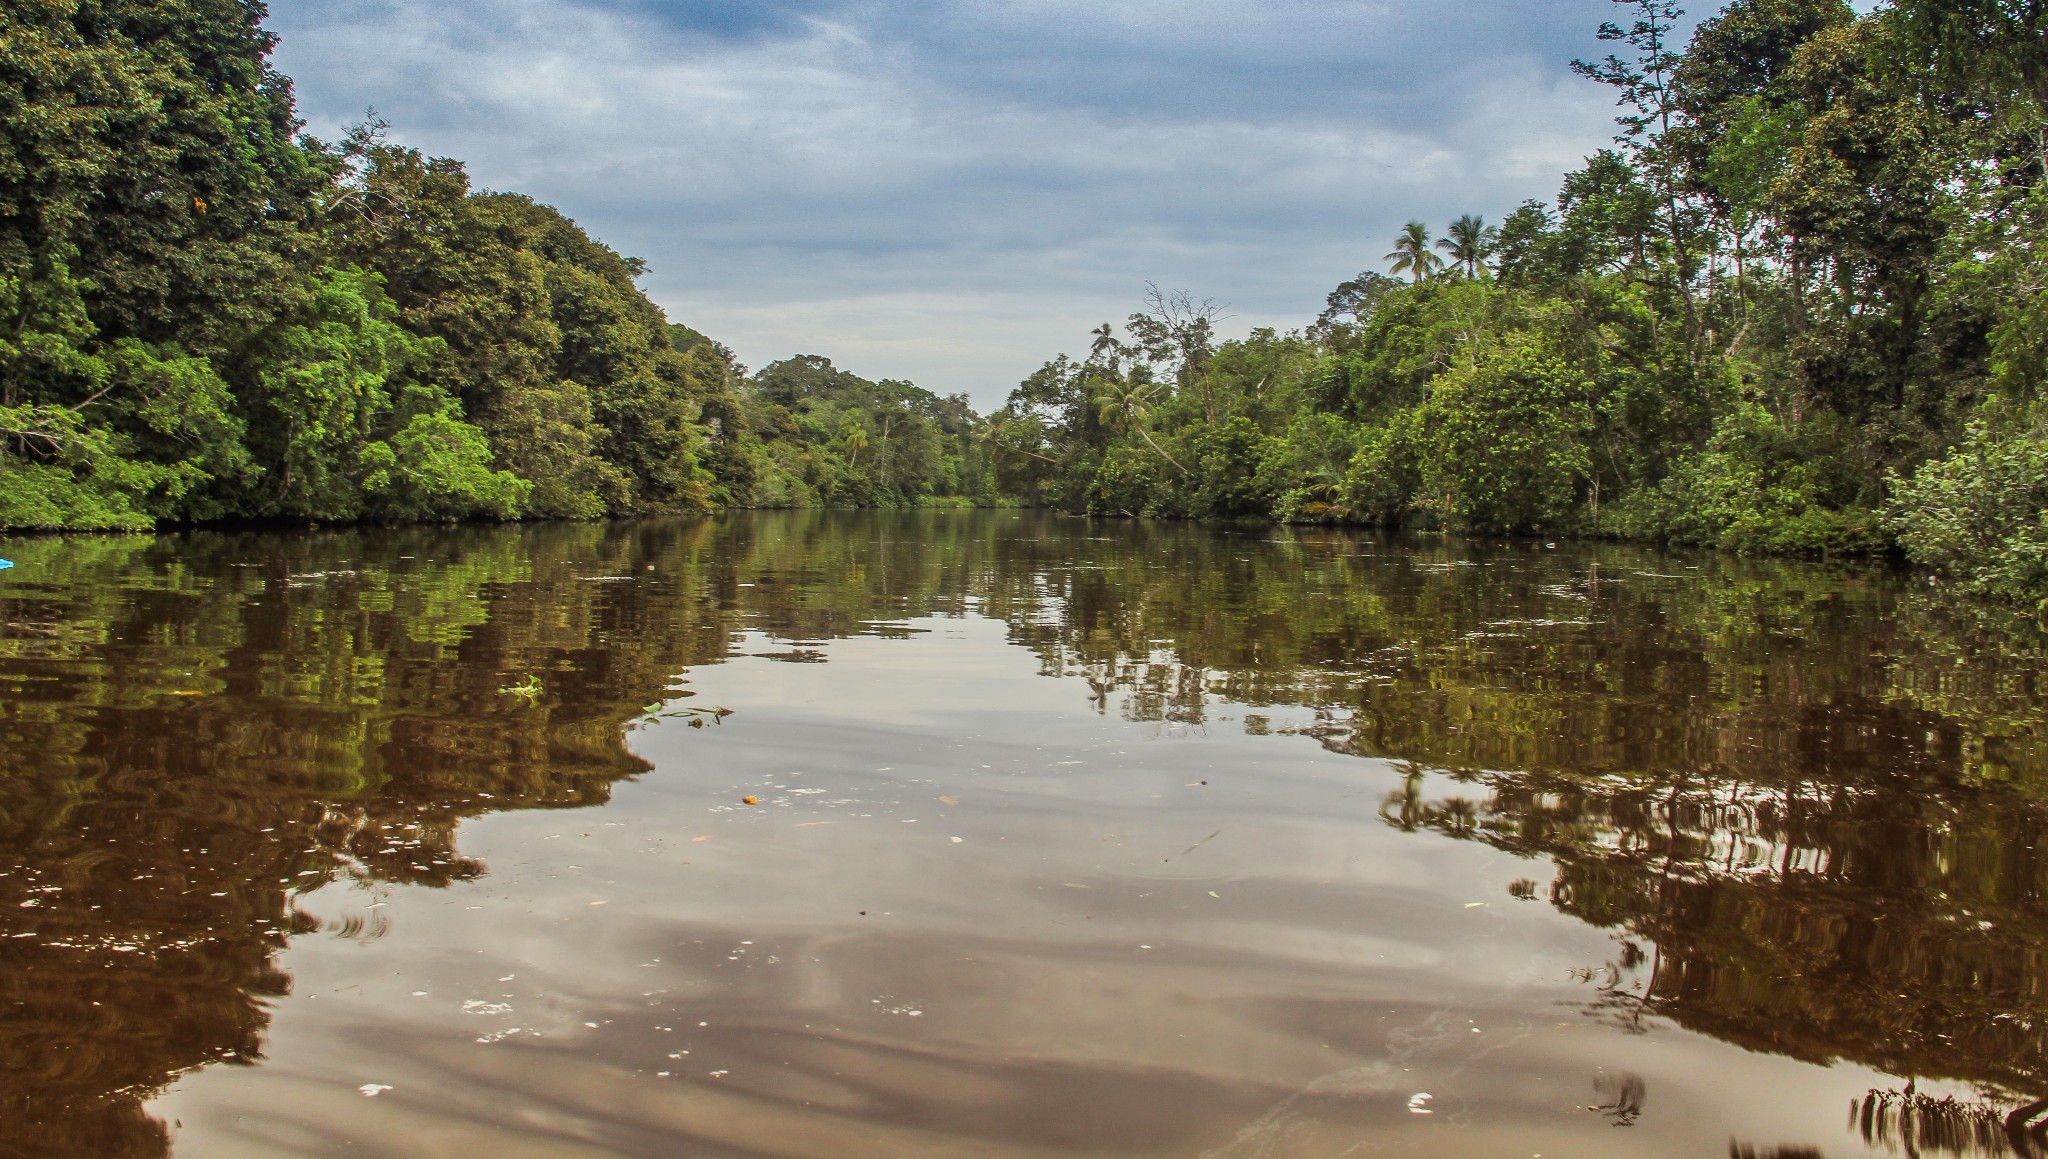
1887, 0, 2048, 179
840, 420, 870, 469
1436, 215, 1500, 278
0, 0, 332, 357
1416, 336, 1591, 532
1573, 0, 1705, 345
1887, 419, 2048, 605
321, 127, 629, 518
1094, 377, 1185, 473
232, 265, 523, 522
1385, 221, 1444, 282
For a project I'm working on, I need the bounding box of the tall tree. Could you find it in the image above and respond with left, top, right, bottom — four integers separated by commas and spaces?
1574, 0, 1706, 351
840, 420, 868, 469
0, 0, 332, 359
1887, 0, 2048, 178
0, 0, 334, 522
1437, 214, 1501, 278
1124, 285, 1225, 426
1094, 378, 1185, 473
322, 126, 627, 517
1386, 221, 1445, 282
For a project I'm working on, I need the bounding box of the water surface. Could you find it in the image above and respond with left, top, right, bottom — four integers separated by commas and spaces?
2, 511, 2045, 1158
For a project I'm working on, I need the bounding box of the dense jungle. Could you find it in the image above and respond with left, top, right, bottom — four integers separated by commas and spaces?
3, 0, 2047, 608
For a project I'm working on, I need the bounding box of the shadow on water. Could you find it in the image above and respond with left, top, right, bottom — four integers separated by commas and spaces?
2, 510, 2047, 1155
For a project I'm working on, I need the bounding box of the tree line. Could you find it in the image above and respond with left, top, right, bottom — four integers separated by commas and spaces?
983, 0, 2048, 606
0, 0, 992, 536
6, 0, 2047, 607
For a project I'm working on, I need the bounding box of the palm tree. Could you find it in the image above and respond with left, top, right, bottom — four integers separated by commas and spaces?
840, 422, 869, 469
1386, 221, 1443, 282
1088, 321, 1122, 370
1094, 379, 1185, 473
1437, 214, 1500, 278
977, 416, 1059, 465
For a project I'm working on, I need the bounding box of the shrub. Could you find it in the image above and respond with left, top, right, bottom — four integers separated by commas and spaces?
1613, 404, 1884, 554
1192, 417, 1283, 517
0, 405, 198, 530
1887, 421, 2048, 605
1414, 337, 1590, 533
1087, 445, 1171, 516
1340, 414, 1422, 524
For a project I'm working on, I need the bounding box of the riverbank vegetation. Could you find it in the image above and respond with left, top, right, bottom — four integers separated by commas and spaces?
0, 1, 991, 536
985, 0, 2048, 605
4, 0, 2047, 606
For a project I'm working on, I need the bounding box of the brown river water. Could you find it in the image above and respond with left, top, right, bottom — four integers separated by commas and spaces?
1, 510, 2045, 1158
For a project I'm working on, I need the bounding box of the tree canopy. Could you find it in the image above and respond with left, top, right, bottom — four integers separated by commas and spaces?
7, 0, 2048, 610
980, 0, 2048, 607
0, 3, 989, 529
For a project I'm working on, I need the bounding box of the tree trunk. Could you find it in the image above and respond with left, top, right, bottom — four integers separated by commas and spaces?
1140, 428, 1187, 474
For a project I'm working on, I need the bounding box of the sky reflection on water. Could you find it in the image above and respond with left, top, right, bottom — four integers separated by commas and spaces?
1, 511, 2044, 1158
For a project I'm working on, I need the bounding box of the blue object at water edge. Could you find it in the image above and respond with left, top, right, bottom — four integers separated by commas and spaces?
0, 559, 13, 571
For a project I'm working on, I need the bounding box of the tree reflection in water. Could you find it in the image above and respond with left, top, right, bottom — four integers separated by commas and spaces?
2, 510, 2047, 1156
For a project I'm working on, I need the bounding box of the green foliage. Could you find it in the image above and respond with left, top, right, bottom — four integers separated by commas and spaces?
0, 0, 333, 358
1610, 403, 1882, 553
208, 265, 517, 522
0, 7, 926, 531
1087, 444, 1171, 516
0, 404, 181, 531
373, 403, 531, 521
978, 0, 2048, 605
1341, 415, 1423, 524
321, 134, 634, 519
1263, 412, 1365, 522
1887, 420, 2048, 605
738, 356, 989, 509
1192, 417, 1282, 518
4, 0, 2046, 615
1414, 338, 1591, 533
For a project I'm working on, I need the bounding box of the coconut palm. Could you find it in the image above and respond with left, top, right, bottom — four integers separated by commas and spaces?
1088, 321, 1122, 369
1386, 221, 1443, 282
1094, 379, 1185, 473
1437, 214, 1500, 278
977, 416, 1058, 465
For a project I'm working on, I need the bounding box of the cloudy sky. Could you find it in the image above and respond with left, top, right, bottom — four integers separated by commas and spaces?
266, 0, 1634, 407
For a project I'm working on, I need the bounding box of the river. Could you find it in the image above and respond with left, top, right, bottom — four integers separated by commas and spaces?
1, 510, 2043, 1158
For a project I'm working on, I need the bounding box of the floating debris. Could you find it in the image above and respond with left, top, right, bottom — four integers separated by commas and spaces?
499, 675, 543, 705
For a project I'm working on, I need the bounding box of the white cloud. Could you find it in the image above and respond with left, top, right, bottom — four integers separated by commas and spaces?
268, 0, 1617, 407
